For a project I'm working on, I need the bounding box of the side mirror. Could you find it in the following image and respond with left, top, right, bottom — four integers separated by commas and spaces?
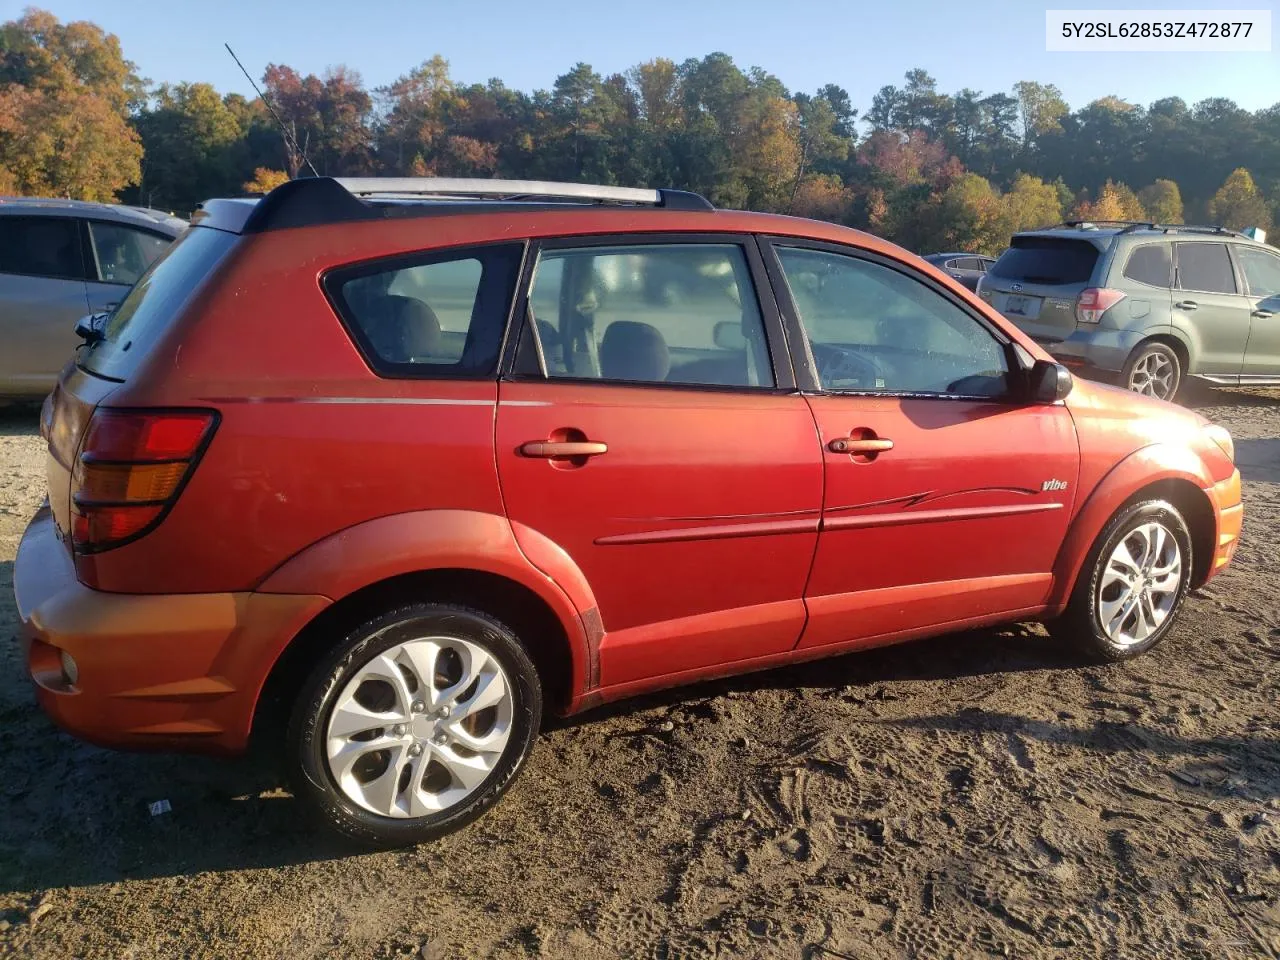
1027, 359, 1073, 403
74, 312, 106, 344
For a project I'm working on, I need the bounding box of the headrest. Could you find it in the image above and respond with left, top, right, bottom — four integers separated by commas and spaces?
599, 321, 670, 382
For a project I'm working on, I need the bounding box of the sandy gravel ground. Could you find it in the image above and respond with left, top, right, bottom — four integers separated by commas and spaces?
1, 390, 1279, 959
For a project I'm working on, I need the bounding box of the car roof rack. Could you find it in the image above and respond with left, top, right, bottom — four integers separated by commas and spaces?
1153, 223, 1248, 238
205, 176, 715, 234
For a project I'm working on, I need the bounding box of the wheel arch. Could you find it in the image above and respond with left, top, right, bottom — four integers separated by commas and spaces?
1050, 444, 1217, 612
1125, 333, 1190, 381
249, 510, 599, 747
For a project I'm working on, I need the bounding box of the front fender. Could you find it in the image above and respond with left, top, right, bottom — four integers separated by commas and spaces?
258, 509, 597, 700
1048, 443, 1214, 612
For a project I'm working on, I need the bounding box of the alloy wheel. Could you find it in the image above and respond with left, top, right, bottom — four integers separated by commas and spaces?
324, 635, 514, 818
1096, 521, 1182, 647
1127, 350, 1176, 399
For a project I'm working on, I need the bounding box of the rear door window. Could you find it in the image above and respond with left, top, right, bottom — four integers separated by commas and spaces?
1122, 244, 1172, 287
988, 237, 1100, 286
326, 243, 524, 378
87, 222, 172, 286
526, 243, 773, 389
0, 216, 87, 281
1176, 243, 1236, 294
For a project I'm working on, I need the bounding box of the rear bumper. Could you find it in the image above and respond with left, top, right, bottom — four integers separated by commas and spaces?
1205, 469, 1243, 582
1035, 327, 1149, 375
15, 505, 329, 754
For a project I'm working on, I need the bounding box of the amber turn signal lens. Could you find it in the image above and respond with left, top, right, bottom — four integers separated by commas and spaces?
73, 461, 189, 504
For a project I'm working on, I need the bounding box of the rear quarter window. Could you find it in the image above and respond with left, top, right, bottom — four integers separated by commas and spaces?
989, 237, 1101, 286
324, 243, 524, 378
0, 216, 87, 281
79, 226, 237, 381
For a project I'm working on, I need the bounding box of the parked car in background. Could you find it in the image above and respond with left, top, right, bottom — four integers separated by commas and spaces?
979, 220, 1280, 401
0, 198, 186, 399
921, 252, 996, 291
16, 178, 1241, 847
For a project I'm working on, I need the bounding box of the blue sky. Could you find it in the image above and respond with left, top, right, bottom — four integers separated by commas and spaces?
27, 0, 1280, 113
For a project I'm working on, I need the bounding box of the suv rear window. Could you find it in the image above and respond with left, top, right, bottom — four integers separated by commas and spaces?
80, 226, 236, 381
988, 237, 1100, 286
1123, 244, 1172, 287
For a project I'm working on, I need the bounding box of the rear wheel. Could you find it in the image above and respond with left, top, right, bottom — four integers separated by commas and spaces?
1049, 499, 1193, 661
1122, 341, 1182, 401
287, 603, 542, 847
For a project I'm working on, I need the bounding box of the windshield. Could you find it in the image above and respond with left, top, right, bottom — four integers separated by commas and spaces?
80, 227, 236, 381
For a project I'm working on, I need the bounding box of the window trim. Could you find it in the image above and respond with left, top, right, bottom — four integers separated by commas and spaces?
1120, 241, 1173, 290
0, 214, 91, 283
83, 218, 176, 287
1173, 241, 1241, 296
759, 236, 1022, 403
500, 232, 798, 394
1232, 243, 1280, 299
321, 239, 528, 381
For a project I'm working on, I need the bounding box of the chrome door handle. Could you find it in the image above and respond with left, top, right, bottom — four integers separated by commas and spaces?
1253, 308, 1275, 319
520, 440, 608, 458
1175, 300, 1198, 311
828, 437, 894, 454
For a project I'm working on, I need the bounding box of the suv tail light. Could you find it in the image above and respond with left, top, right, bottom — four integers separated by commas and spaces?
71, 409, 217, 552
1075, 287, 1125, 324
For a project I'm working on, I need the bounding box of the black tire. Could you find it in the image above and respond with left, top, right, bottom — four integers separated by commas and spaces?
1122, 341, 1183, 402
1049, 499, 1193, 662
286, 603, 542, 848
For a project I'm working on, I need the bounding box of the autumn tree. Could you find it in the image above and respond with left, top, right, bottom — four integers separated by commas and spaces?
1013, 81, 1068, 147
1072, 179, 1146, 221
1209, 168, 1272, 230
131, 82, 243, 212
241, 168, 289, 194
0, 9, 143, 200
1137, 179, 1183, 223
1001, 174, 1063, 234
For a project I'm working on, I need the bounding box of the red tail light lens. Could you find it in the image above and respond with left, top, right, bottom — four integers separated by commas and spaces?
71, 409, 217, 553
1075, 287, 1126, 324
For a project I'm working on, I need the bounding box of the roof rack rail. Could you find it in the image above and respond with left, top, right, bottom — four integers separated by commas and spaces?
1058, 219, 1155, 230
1155, 223, 1247, 238
335, 177, 713, 210
227, 176, 714, 234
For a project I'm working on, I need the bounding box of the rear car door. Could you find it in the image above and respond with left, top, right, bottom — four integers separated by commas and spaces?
495, 236, 823, 690
761, 239, 1078, 650
1233, 244, 1280, 381
0, 215, 92, 396
84, 220, 173, 314
981, 235, 1101, 345
1173, 242, 1251, 379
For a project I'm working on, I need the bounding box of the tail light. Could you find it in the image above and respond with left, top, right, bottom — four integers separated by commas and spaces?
71, 409, 217, 552
1075, 287, 1125, 324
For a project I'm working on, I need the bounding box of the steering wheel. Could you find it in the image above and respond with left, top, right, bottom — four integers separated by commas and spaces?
810, 342, 884, 389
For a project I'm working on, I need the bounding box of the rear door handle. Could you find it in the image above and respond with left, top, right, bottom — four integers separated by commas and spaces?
828, 437, 894, 454
520, 440, 608, 458
1175, 300, 1198, 311
1253, 308, 1275, 319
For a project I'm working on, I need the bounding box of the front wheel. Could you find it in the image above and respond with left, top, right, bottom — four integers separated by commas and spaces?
287, 603, 542, 847
1049, 499, 1193, 661
1122, 341, 1182, 401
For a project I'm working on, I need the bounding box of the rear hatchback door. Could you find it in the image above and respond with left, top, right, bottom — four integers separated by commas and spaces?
982, 235, 1103, 343
45, 226, 237, 544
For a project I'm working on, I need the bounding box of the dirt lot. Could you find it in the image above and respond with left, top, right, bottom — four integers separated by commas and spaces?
1, 390, 1279, 959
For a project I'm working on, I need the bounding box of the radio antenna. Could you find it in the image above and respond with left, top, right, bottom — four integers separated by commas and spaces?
224, 42, 319, 178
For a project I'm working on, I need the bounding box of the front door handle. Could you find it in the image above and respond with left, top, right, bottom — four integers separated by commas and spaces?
828, 437, 894, 454
1253, 308, 1275, 319
520, 440, 608, 458
1175, 300, 1199, 311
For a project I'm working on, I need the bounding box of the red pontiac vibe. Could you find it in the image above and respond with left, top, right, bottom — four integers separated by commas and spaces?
14, 178, 1242, 846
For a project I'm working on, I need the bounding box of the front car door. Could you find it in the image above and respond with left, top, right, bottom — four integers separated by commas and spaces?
83, 219, 174, 314
495, 235, 824, 690
1232, 243, 1280, 383
0, 215, 91, 396
1173, 241, 1251, 380
760, 239, 1079, 650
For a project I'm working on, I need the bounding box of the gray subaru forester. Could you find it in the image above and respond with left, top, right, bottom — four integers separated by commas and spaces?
979, 220, 1280, 401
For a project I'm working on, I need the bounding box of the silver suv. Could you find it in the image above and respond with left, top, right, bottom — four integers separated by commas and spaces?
979, 221, 1280, 400
0, 198, 186, 399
